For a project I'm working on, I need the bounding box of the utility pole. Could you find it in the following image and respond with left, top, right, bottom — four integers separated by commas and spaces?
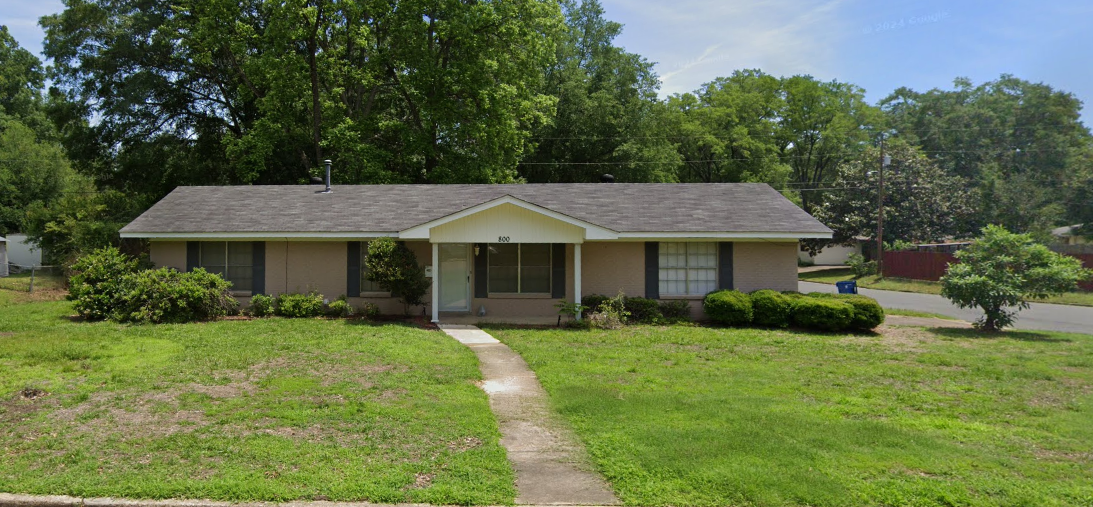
876, 136, 891, 277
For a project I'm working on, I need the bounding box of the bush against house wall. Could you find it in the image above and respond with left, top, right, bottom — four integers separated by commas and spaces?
68, 247, 236, 324
703, 289, 884, 332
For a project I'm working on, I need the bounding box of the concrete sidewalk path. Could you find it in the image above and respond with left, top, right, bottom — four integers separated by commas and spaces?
438, 325, 618, 506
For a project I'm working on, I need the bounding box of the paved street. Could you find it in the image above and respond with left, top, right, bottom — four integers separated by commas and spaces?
800, 281, 1093, 335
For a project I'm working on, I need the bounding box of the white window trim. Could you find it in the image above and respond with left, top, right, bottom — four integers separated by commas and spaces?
659, 242, 718, 296
488, 243, 552, 295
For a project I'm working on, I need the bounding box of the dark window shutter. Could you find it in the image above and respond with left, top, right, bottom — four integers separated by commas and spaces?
645, 242, 659, 299
252, 242, 266, 295
347, 241, 361, 296
718, 242, 734, 290
551, 243, 566, 298
474, 243, 488, 298
186, 242, 200, 272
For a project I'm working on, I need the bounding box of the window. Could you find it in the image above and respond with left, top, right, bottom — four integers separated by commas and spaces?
488, 243, 551, 294
659, 242, 717, 296
359, 241, 384, 293
199, 242, 253, 292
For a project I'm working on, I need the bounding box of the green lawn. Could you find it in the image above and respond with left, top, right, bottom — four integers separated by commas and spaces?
489, 325, 1093, 507
801, 268, 1093, 307
0, 298, 514, 504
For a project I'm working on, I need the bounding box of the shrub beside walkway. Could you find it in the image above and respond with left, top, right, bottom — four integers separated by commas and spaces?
438, 325, 618, 506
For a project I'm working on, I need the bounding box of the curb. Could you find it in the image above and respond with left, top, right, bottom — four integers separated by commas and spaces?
0, 494, 614, 507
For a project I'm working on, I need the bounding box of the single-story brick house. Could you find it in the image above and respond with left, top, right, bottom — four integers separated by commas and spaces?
120, 183, 832, 322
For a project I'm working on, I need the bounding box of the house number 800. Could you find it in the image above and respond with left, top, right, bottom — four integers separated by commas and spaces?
498, 236, 511, 243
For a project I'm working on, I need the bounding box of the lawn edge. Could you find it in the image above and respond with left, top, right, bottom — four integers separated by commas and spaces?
0, 493, 546, 507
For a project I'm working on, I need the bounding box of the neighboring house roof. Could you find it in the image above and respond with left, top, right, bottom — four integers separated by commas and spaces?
1052, 224, 1084, 237
120, 183, 832, 239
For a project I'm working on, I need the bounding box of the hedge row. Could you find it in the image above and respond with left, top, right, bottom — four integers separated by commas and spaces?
703, 289, 884, 332
248, 293, 380, 319
581, 294, 691, 324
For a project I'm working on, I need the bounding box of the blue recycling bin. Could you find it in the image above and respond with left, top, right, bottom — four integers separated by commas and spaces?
836, 280, 858, 294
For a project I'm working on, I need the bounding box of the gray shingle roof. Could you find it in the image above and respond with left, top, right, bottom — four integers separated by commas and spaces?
120, 183, 831, 236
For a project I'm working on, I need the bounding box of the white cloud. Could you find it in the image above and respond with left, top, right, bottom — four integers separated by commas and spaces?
607, 0, 855, 96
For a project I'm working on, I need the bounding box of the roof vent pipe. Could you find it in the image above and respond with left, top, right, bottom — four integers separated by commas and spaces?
600, 173, 615, 183
323, 159, 332, 193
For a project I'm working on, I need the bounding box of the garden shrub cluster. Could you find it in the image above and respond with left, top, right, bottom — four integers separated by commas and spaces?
580, 294, 692, 325
703, 289, 884, 332
273, 292, 325, 318
702, 290, 753, 326
247, 292, 380, 319
68, 247, 237, 324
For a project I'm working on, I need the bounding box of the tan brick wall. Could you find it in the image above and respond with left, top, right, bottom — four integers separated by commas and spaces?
581, 242, 646, 298
149, 241, 187, 271
733, 242, 798, 293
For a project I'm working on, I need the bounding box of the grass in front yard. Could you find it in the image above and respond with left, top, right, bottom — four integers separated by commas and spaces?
489, 325, 1093, 507
0, 272, 67, 306
883, 308, 960, 320
801, 268, 1093, 307
0, 300, 514, 505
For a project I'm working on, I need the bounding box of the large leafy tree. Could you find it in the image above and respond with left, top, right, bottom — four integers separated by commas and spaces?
880, 75, 1093, 234
669, 70, 789, 186
518, 0, 677, 183
813, 140, 977, 247
777, 75, 881, 213
43, 0, 564, 198
941, 225, 1090, 331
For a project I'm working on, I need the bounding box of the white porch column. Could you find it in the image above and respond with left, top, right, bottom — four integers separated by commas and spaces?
431, 242, 439, 323
574, 243, 582, 320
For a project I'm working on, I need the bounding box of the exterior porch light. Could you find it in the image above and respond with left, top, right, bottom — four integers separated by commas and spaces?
474, 245, 480, 256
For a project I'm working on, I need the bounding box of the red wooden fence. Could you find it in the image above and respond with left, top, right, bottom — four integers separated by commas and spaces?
881, 251, 1093, 291
881, 251, 956, 281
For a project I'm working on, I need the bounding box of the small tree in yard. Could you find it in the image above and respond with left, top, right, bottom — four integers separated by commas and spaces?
941, 225, 1090, 332
365, 238, 430, 315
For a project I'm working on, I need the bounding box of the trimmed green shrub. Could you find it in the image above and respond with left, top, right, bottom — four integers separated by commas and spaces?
581, 294, 610, 313
791, 297, 854, 332
703, 290, 753, 326
806, 292, 885, 331
326, 298, 353, 318
68, 246, 140, 321
249, 294, 275, 317
750, 289, 793, 328
658, 300, 691, 323
624, 297, 662, 324
275, 292, 325, 318
114, 268, 237, 324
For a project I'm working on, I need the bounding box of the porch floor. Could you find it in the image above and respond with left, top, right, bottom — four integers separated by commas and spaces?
437, 313, 563, 327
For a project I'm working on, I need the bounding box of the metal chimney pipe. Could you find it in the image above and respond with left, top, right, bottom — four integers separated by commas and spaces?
323, 159, 332, 193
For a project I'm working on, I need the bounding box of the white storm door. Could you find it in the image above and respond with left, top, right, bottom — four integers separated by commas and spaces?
439, 243, 470, 311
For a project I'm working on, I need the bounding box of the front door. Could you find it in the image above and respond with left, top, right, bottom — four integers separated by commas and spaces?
439, 243, 470, 312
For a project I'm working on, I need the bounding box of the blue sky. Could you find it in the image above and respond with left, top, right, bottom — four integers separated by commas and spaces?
4, 0, 1092, 122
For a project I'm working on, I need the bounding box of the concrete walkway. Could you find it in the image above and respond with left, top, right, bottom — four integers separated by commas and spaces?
438, 325, 618, 506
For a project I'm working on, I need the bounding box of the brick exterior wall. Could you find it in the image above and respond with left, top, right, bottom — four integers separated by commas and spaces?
733, 242, 799, 292
581, 242, 647, 298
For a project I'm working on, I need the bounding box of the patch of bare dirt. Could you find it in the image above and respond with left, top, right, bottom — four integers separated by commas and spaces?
858, 325, 942, 353
404, 472, 434, 490
447, 436, 483, 452
0, 332, 14, 338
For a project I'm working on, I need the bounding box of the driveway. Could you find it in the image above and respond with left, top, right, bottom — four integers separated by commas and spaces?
799, 281, 1093, 335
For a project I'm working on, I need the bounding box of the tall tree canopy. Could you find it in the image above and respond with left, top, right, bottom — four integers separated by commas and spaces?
518, 0, 678, 183
43, 0, 564, 199
669, 70, 789, 186
814, 140, 977, 247
880, 75, 1093, 235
